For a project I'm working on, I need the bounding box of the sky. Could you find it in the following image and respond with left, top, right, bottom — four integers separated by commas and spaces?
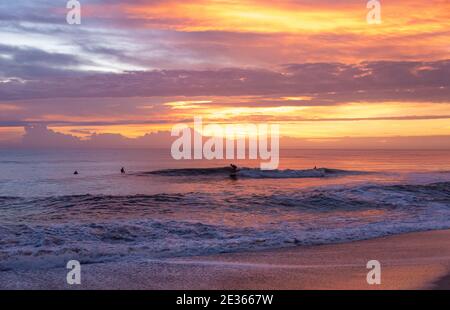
0, 0, 449, 148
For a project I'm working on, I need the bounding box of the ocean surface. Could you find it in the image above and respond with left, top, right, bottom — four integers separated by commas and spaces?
1, 149, 450, 271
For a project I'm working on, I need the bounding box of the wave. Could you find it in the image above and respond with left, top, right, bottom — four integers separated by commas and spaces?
1, 211, 449, 271
1, 181, 450, 212
142, 166, 365, 179
1, 181, 450, 213
1, 181, 449, 271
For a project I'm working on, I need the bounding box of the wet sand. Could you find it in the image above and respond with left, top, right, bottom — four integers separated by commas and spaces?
1, 230, 450, 290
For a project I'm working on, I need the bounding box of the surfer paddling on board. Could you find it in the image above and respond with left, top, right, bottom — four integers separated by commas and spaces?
229, 164, 239, 179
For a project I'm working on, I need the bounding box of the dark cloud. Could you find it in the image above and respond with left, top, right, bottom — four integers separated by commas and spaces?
1, 59, 448, 102
0, 44, 88, 80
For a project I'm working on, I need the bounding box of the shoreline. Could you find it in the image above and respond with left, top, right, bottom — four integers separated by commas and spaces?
1, 229, 449, 290
431, 273, 450, 290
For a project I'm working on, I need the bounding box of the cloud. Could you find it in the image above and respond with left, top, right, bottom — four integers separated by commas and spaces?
15, 124, 450, 150
20, 124, 172, 148
1, 0, 449, 73
0, 44, 87, 80
1, 1, 449, 145
22, 124, 81, 148
1, 59, 448, 102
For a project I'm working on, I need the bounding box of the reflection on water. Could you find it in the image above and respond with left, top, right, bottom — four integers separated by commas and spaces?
1, 149, 450, 197
0, 149, 450, 270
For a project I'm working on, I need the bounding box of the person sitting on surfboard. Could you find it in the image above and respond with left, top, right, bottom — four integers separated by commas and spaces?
121, 167, 125, 174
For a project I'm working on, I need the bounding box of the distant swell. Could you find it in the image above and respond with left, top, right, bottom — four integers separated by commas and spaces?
142, 167, 365, 179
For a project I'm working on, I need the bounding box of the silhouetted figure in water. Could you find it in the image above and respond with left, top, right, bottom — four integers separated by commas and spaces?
230, 164, 239, 179
121, 167, 125, 174
73, 171, 79, 175
314, 166, 317, 170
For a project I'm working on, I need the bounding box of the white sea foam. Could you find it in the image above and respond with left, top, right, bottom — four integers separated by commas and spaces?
1, 180, 450, 271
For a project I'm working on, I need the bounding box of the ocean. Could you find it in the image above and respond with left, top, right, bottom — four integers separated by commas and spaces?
1, 149, 450, 271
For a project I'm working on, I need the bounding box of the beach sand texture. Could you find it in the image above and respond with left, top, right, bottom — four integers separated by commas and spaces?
1, 229, 449, 290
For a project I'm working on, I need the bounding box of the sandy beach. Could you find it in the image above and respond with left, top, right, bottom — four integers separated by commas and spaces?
1, 229, 449, 290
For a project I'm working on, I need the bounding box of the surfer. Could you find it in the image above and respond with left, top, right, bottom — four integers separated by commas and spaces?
73, 170, 79, 175
121, 167, 125, 174
230, 164, 239, 179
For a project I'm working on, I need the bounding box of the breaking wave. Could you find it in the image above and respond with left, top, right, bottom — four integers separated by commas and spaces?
1, 181, 450, 270
143, 167, 365, 179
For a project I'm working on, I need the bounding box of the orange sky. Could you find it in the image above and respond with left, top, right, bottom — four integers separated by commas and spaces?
0, 0, 449, 146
